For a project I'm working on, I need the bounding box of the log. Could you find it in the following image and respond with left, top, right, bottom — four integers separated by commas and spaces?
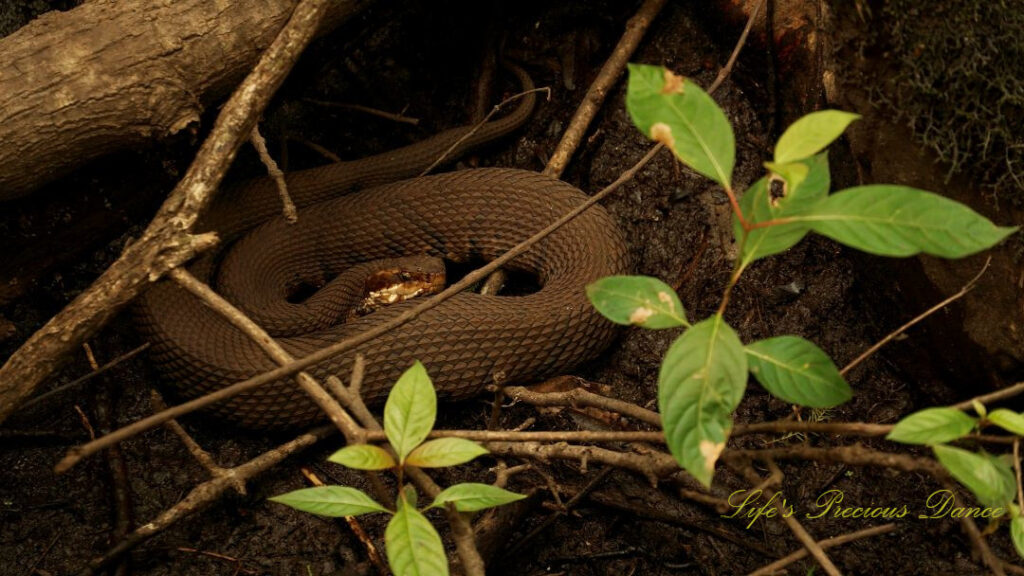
0, 0, 341, 425
0, 0, 367, 199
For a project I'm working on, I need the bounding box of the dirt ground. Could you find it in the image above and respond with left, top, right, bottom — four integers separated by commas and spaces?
1, 1, 1022, 575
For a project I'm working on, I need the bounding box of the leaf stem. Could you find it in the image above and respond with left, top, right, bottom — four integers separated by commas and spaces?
716, 229, 749, 316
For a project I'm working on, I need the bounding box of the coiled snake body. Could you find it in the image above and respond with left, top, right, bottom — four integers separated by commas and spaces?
135, 70, 630, 429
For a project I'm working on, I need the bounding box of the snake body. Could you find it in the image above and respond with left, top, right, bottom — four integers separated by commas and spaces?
135, 69, 630, 429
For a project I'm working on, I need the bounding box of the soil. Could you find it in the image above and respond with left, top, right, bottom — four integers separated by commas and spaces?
1, 1, 1022, 575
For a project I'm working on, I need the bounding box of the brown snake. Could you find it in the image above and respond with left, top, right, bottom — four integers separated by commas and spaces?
134, 66, 631, 429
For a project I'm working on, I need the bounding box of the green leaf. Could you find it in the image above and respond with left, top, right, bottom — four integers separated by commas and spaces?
803, 185, 1018, 258
987, 409, 1024, 436
933, 445, 1016, 508
735, 153, 831, 264
269, 486, 389, 517
586, 275, 687, 329
626, 63, 735, 188
787, 152, 832, 204
384, 361, 437, 463
328, 444, 397, 471
774, 110, 860, 164
385, 494, 449, 576
745, 336, 851, 408
886, 408, 977, 445
658, 315, 747, 487
734, 178, 813, 264
430, 483, 527, 512
1011, 517, 1024, 559
405, 438, 489, 468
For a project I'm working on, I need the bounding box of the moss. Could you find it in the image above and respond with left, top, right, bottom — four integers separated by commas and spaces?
872, 0, 1024, 203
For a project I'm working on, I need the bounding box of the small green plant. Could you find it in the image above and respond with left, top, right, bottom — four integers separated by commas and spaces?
270, 362, 525, 576
587, 63, 1019, 537
886, 403, 1024, 557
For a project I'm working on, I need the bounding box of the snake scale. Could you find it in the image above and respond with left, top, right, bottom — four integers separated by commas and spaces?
134, 66, 631, 429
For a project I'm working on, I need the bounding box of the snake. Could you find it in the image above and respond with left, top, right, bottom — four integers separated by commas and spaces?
134, 65, 631, 429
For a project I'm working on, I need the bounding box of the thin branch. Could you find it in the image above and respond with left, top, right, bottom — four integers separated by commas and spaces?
947, 483, 1007, 576
19, 342, 151, 411
484, 440, 681, 487
163, 268, 362, 441
733, 420, 891, 437
543, 0, 667, 178
952, 380, 1024, 412
302, 99, 420, 125
503, 384, 662, 427
0, 0, 336, 426
747, 523, 896, 576
150, 390, 245, 495
418, 87, 550, 178
1015, 439, 1024, 516
56, 267, 364, 472
301, 467, 388, 575
250, 124, 297, 222
736, 461, 841, 576
364, 429, 665, 444
284, 135, 343, 162
841, 257, 991, 376
58, 143, 666, 472
504, 467, 615, 558
707, 0, 765, 95
80, 425, 335, 576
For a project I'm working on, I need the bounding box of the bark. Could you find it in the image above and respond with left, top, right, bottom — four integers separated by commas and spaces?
0, 0, 365, 199
0, 0, 340, 425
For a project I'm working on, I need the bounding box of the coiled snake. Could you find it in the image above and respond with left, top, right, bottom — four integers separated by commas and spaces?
134, 67, 631, 428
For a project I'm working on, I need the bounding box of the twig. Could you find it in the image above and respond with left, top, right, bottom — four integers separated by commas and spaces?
80, 425, 335, 576
418, 87, 550, 178
707, 0, 765, 95
504, 467, 614, 558
747, 523, 896, 576
738, 461, 842, 576
504, 385, 662, 427
175, 548, 256, 575
1015, 439, 1024, 516
20, 343, 151, 411
166, 268, 362, 439
90, 358, 133, 576
24, 530, 61, 576
952, 380, 1024, 412
947, 483, 1007, 576
364, 429, 664, 444
250, 124, 297, 222
150, 390, 245, 494
841, 257, 991, 376
727, 445, 947, 476
284, 135, 343, 163
74, 405, 96, 440
0, 0, 334, 426
733, 420, 892, 437
301, 468, 388, 575
542, 0, 667, 178
302, 99, 420, 125
484, 440, 680, 487
58, 143, 666, 472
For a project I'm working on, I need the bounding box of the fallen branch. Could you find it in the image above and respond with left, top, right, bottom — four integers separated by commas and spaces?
0, 0, 339, 426
80, 425, 335, 576
542, 0, 667, 178
0, 0, 368, 199
747, 523, 896, 576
